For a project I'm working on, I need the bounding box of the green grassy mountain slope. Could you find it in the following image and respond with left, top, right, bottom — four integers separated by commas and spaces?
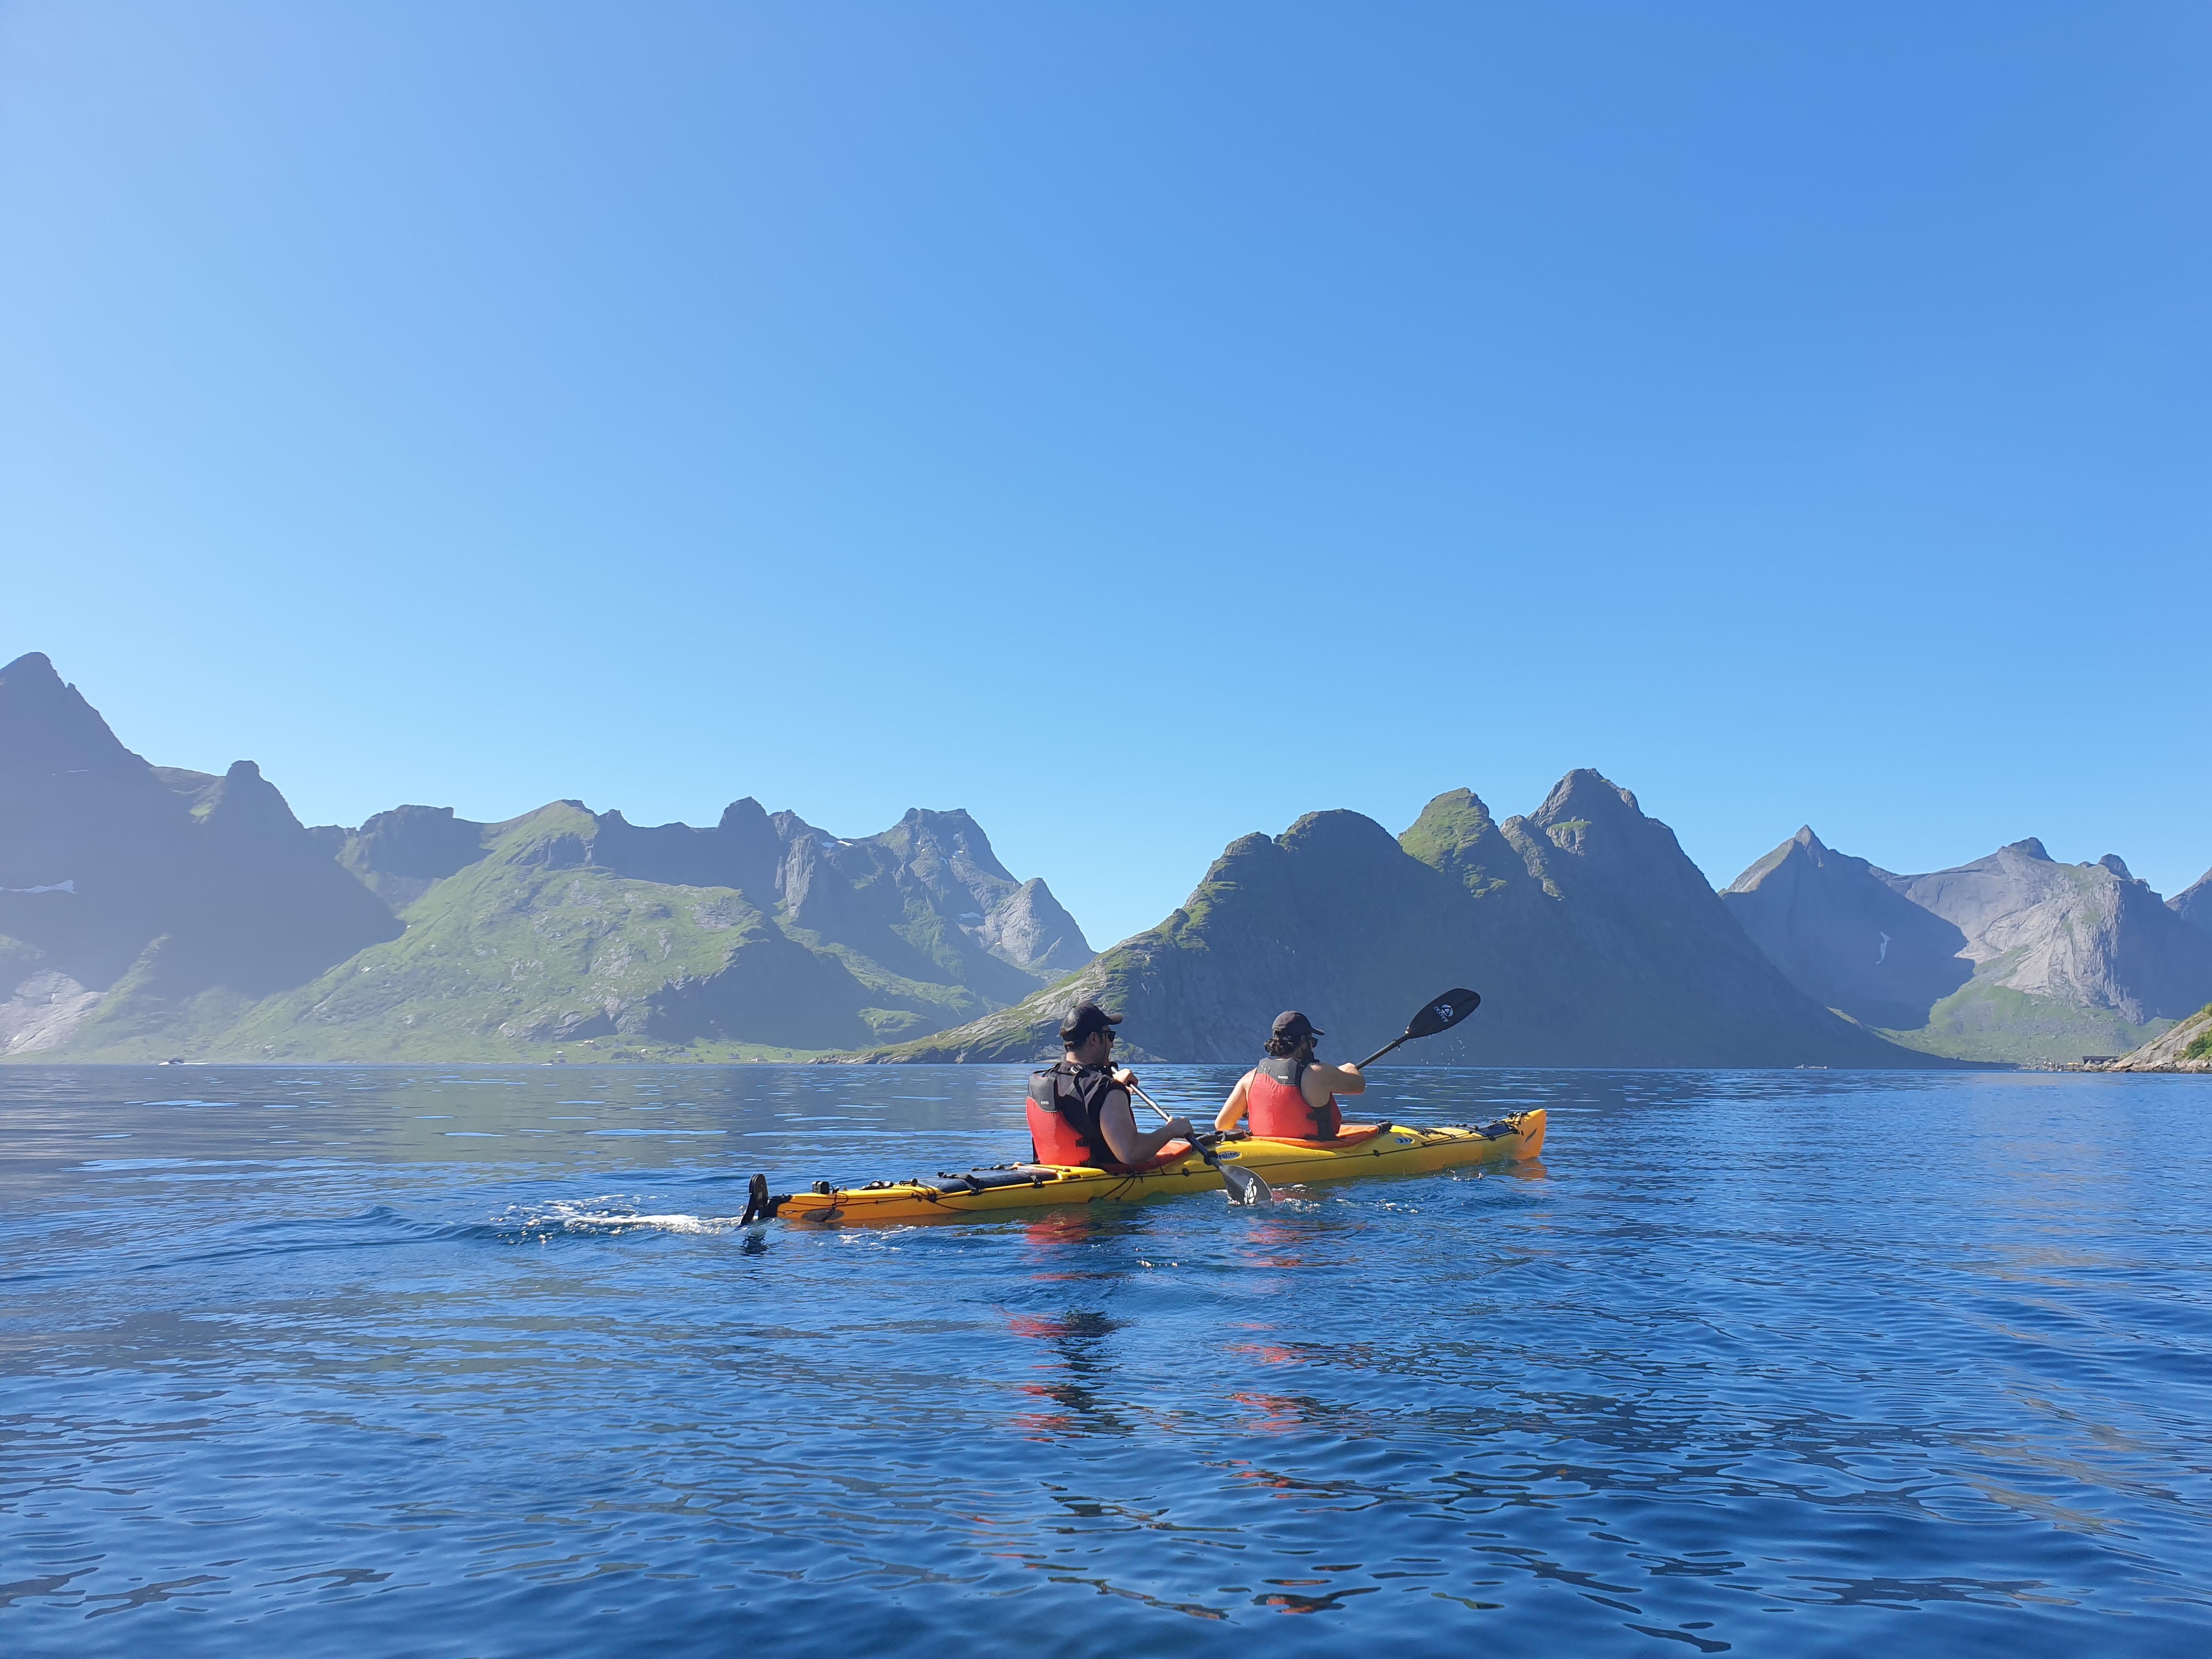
46, 797, 1099, 1063
210, 804, 886, 1061
861, 771, 1938, 1068
2, 653, 1093, 1062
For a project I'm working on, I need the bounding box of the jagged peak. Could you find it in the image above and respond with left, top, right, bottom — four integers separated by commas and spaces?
0, 650, 154, 781
1726, 831, 1813, 893
1997, 837, 2051, 861
2096, 854, 2134, 881
1534, 768, 1640, 825
718, 797, 772, 834
770, 808, 828, 845
197, 758, 314, 846
868, 805, 1013, 880
1725, 825, 1889, 894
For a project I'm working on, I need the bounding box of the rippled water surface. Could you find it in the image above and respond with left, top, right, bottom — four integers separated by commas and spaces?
3, 1065, 2209, 1656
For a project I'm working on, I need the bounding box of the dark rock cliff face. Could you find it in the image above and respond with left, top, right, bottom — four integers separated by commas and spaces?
348, 804, 492, 878
0, 652, 196, 992
870, 771, 1930, 1068
2174, 870, 2212, 937
1721, 828, 1973, 1029
1878, 841, 2212, 1030
586, 798, 784, 899
158, 760, 405, 998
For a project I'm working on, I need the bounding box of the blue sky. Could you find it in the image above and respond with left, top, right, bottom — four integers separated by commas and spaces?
3, 2, 2207, 947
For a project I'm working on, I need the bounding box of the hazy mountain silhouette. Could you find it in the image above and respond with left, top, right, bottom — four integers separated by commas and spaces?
0, 653, 401, 1054
1725, 831, 2212, 1063
0, 654, 1090, 1060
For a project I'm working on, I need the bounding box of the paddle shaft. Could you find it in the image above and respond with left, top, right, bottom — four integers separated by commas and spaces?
1124, 1079, 1181, 1126
1126, 1079, 1213, 1149
1125, 1079, 1267, 1203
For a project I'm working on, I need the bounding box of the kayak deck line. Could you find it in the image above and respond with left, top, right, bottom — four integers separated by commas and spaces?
743, 1109, 1547, 1226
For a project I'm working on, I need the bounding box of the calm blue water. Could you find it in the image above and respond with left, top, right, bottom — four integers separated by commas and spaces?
2, 1065, 2209, 1656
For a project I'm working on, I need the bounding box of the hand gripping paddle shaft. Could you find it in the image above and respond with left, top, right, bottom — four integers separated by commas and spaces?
1125, 1080, 1272, 1206
1355, 988, 1482, 1069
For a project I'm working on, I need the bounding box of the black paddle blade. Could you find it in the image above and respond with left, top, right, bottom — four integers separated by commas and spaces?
1403, 988, 1480, 1041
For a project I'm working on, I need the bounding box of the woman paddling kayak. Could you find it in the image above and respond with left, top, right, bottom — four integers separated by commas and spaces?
1214, 1009, 1369, 1140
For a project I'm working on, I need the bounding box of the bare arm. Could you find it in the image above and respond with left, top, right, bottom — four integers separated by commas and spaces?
1306, 1060, 1365, 1103
1214, 1070, 1253, 1132
1098, 1086, 1194, 1165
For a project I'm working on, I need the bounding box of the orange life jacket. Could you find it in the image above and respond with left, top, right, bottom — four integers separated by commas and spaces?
1246, 1055, 1340, 1139
1026, 1063, 1120, 1167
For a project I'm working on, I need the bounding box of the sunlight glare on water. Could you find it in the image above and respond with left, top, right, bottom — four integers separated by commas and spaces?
2, 1065, 2209, 1656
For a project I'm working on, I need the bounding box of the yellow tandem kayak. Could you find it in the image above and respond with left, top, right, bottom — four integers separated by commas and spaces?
757, 1110, 1545, 1226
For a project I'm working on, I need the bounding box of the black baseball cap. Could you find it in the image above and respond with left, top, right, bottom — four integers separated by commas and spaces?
1272, 1010, 1322, 1040
1059, 1001, 1123, 1044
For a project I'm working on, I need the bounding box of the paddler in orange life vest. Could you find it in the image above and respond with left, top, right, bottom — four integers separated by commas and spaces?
1213, 1010, 1368, 1139
1025, 1002, 1197, 1170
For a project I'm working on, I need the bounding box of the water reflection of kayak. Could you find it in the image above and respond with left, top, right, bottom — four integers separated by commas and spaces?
755, 1109, 1545, 1226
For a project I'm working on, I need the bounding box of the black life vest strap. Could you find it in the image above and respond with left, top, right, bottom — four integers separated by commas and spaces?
1032, 1060, 1121, 1166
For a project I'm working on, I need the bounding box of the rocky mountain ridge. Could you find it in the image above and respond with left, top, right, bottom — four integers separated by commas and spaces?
864, 772, 1940, 1068
1723, 828, 2212, 1064
8, 648, 2202, 1069
0, 652, 1090, 1060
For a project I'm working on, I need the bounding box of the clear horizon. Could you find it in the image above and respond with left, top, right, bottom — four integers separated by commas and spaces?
4, 4, 2207, 947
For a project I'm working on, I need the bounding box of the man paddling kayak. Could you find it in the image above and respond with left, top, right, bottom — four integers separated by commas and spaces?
1026, 1002, 1197, 1170
1214, 1010, 1368, 1139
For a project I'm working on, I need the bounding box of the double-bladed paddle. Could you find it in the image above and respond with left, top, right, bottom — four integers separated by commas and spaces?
1355, 988, 1482, 1068
1124, 1080, 1272, 1206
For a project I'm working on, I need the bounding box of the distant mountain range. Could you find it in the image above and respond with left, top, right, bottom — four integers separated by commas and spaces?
865, 773, 1942, 1068
1723, 828, 2212, 1064
4, 650, 2206, 1068
0, 653, 1090, 1060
